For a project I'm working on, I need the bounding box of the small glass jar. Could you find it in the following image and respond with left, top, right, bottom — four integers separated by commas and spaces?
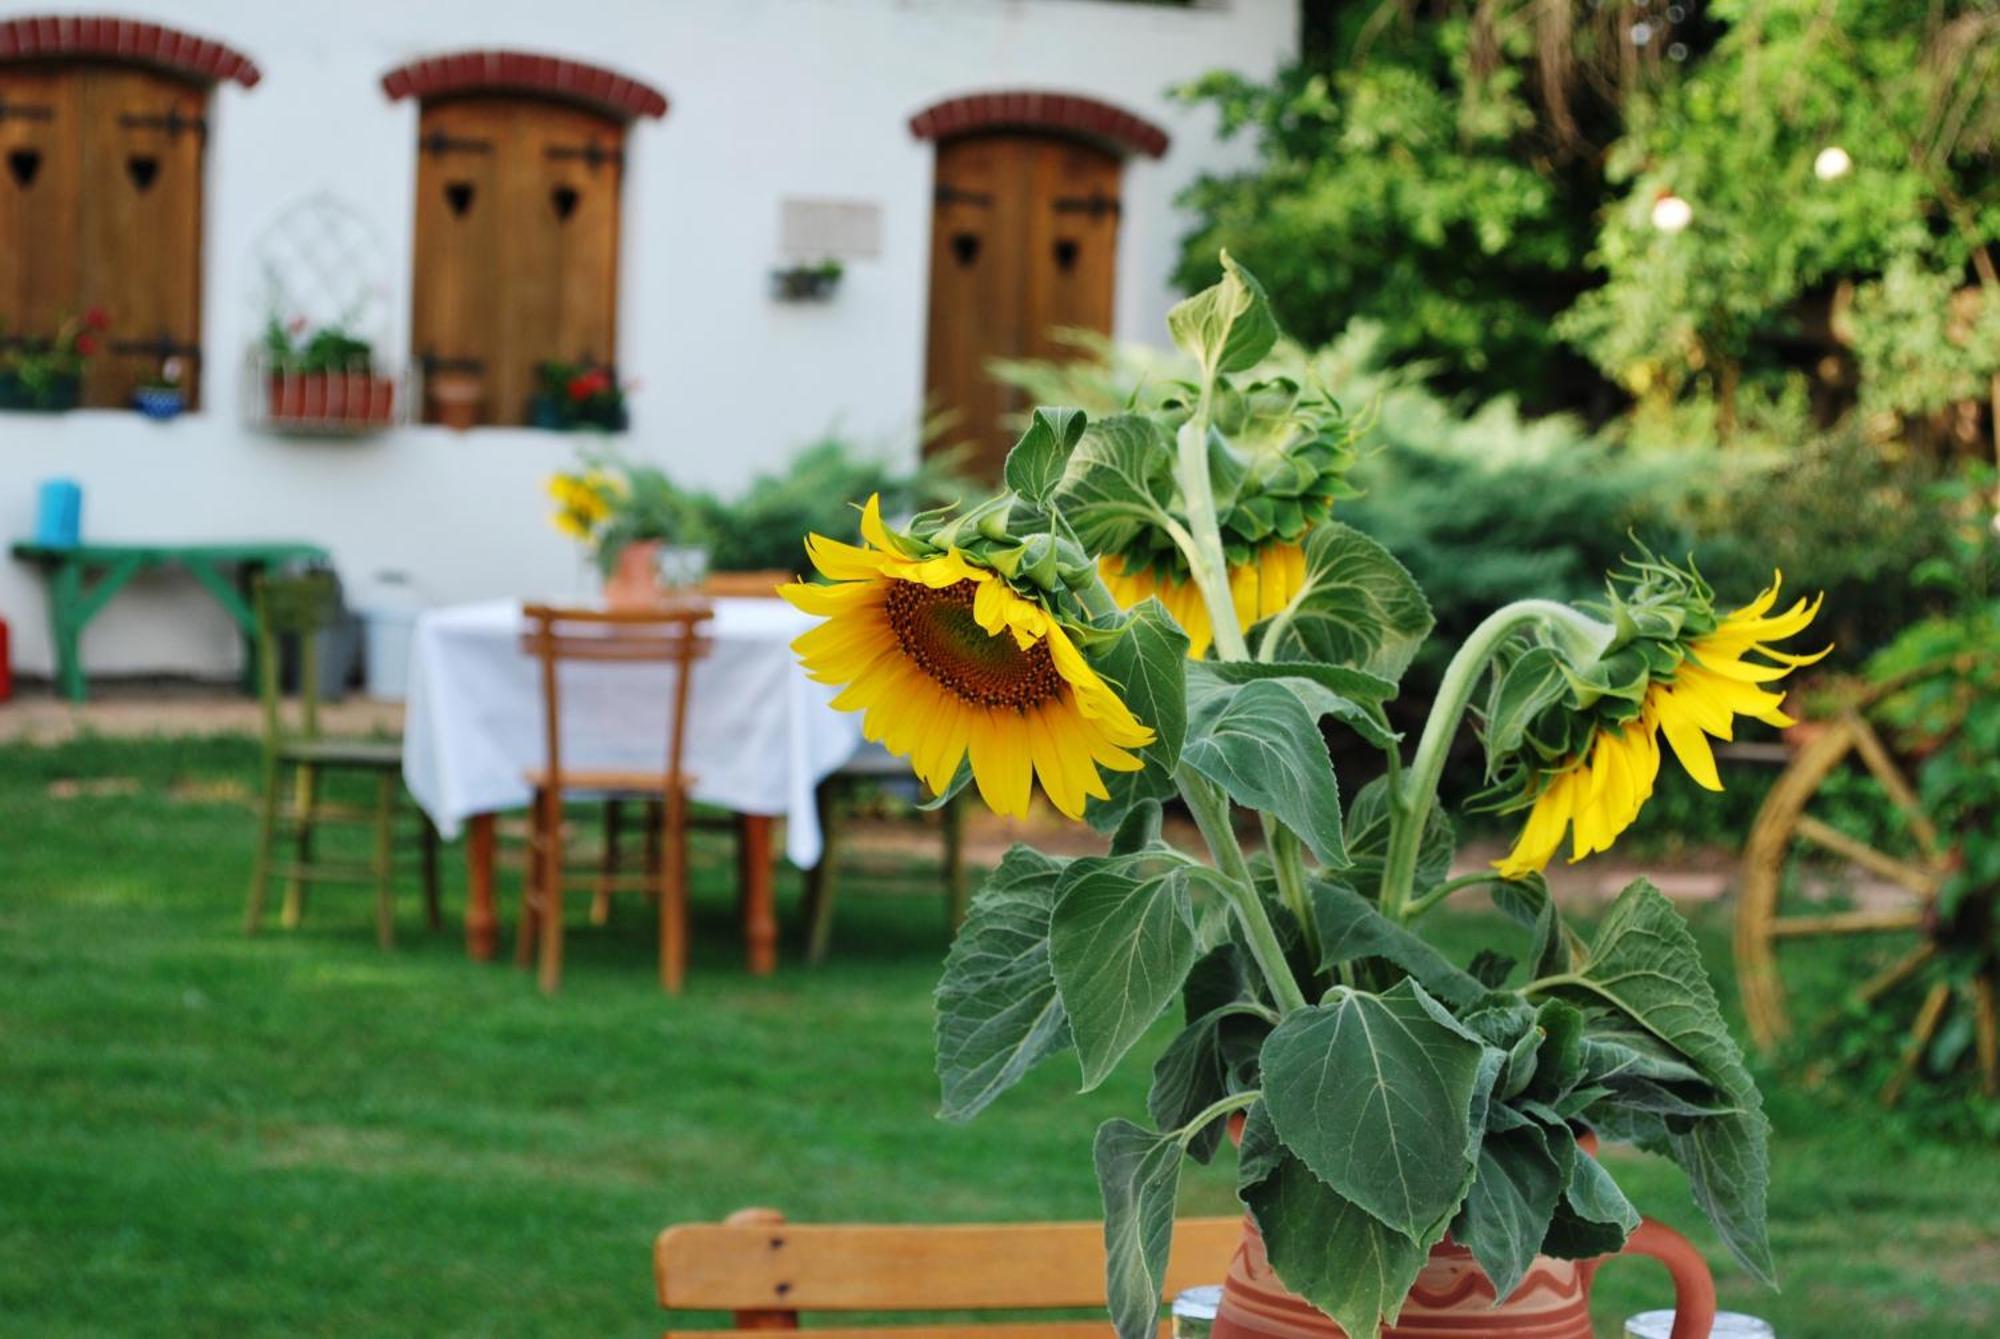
1172, 1284, 1222, 1339
1626, 1311, 1774, 1339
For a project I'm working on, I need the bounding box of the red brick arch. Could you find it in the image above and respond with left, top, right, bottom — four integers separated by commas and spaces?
0, 14, 260, 87
380, 50, 668, 122
909, 90, 1169, 159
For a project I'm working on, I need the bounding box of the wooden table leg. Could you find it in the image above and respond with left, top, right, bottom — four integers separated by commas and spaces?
466, 812, 499, 961
738, 813, 777, 977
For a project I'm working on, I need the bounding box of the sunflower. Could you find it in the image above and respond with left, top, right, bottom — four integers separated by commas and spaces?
1099, 539, 1307, 659
1496, 573, 1828, 877
547, 471, 615, 540
783, 496, 1155, 820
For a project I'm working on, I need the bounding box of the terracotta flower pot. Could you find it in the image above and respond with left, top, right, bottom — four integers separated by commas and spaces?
428, 371, 483, 431
1211, 1212, 1716, 1339
603, 540, 665, 610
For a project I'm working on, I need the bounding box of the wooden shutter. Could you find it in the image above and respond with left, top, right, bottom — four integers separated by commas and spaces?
923, 133, 1121, 477
76, 66, 206, 409
0, 66, 81, 353
411, 96, 624, 427
412, 98, 505, 421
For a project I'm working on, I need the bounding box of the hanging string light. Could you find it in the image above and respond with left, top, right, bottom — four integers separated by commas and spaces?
1651, 190, 1694, 233
1813, 145, 1853, 180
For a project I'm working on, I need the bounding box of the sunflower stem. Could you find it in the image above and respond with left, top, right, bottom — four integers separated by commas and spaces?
1178, 767, 1308, 1015
1174, 403, 1249, 662
1265, 819, 1319, 962
1380, 599, 1614, 923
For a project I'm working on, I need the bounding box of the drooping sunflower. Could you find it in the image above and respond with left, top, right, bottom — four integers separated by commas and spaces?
1495, 571, 1829, 878
547, 469, 617, 540
1099, 539, 1308, 659
783, 496, 1154, 820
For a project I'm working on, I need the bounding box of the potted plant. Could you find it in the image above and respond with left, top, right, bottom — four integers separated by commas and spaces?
132, 356, 189, 420
546, 451, 698, 608
771, 257, 844, 302
0, 307, 106, 412
263, 316, 398, 429
529, 360, 629, 432
780, 257, 1808, 1338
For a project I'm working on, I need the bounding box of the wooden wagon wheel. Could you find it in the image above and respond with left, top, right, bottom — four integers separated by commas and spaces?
1736, 659, 1998, 1105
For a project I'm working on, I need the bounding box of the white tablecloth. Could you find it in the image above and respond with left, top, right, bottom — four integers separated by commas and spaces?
401, 598, 862, 866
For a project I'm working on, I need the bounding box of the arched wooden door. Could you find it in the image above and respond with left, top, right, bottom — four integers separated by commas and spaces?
924, 133, 1120, 476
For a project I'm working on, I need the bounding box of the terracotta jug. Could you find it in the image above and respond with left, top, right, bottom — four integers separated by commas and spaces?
603, 540, 665, 610
1211, 1212, 1716, 1339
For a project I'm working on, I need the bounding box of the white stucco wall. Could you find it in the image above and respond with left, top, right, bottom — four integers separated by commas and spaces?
0, 0, 1294, 680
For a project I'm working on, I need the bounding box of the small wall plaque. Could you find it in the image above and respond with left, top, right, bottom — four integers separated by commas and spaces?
780, 198, 882, 260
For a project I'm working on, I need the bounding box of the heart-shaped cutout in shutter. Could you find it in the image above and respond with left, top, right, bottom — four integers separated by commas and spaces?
550, 185, 580, 221
126, 155, 160, 192
6, 148, 40, 188
951, 233, 981, 268
445, 181, 475, 216
1053, 239, 1079, 272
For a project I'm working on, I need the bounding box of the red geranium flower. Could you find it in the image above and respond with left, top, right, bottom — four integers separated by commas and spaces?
75, 332, 100, 357
567, 368, 612, 402
83, 306, 110, 331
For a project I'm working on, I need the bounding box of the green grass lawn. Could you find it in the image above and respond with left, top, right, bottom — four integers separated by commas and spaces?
2, 734, 1996, 1337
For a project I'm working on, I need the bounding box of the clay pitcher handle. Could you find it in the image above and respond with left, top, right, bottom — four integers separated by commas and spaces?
1580, 1216, 1717, 1339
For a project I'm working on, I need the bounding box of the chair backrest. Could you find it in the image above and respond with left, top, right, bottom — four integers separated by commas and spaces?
654, 1208, 1241, 1337
253, 570, 342, 749
699, 570, 793, 598
519, 602, 714, 793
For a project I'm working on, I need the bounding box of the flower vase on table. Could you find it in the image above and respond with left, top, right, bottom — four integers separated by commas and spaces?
602, 540, 665, 610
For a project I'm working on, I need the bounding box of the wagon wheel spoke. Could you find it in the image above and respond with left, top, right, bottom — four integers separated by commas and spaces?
1852, 943, 1937, 1008
1766, 907, 1928, 939
1792, 814, 1941, 899
1845, 711, 1944, 859
1881, 981, 1954, 1108
1975, 974, 2000, 1099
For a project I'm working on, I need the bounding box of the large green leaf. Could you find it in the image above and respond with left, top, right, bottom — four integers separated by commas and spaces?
1536, 879, 1774, 1284
1086, 600, 1190, 832
1051, 415, 1177, 555
1194, 658, 1399, 706
1450, 1124, 1565, 1300
1254, 523, 1433, 683
1168, 251, 1279, 377
1049, 855, 1197, 1090
1004, 406, 1088, 505
1182, 679, 1345, 867
1238, 1105, 1433, 1339
1307, 878, 1482, 1008
1260, 979, 1485, 1240
1094, 1118, 1184, 1339
1188, 661, 1397, 752
934, 846, 1073, 1120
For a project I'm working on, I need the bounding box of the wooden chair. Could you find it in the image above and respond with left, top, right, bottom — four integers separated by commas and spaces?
517, 602, 713, 994
802, 744, 968, 965
655, 1208, 1240, 1337
244, 570, 440, 947
700, 569, 793, 598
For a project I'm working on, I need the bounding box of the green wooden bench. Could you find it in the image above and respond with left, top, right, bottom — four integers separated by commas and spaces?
9, 540, 332, 702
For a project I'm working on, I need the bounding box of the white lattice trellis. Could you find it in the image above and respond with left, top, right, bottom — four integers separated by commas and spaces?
249, 193, 394, 345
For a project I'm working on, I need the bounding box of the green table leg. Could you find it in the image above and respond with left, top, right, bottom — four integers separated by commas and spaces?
181, 556, 262, 697
49, 561, 85, 703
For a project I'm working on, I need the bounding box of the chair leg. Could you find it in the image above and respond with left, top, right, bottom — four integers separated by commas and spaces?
592, 798, 621, 925
537, 791, 568, 994
805, 779, 839, 965
281, 762, 317, 928
372, 772, 396, 949
943, 793, 969, 932
643, 798, 664, 890
420, 813, 443, 932
244, 761, 282, 935
516, 791, 545, 969
660, 790, 688, 995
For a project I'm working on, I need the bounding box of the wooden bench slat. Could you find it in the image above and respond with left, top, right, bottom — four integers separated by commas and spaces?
665, 1324, 1172, 1339
655, 1214, 1240, 1313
